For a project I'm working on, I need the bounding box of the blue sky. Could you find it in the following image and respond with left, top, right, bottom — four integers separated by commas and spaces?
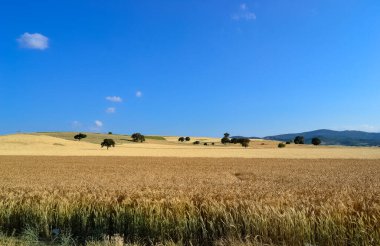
0, 0, 379, 137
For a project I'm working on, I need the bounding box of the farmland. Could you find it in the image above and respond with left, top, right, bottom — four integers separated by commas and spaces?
0, 156, 379, 245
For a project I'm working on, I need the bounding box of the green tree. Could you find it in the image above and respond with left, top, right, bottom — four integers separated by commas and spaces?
74, 133, 87, 141
312, 137, 321, 146
131, 133, 145, 142
101, 139, 115, 150
185, 137, 191, 141
178, 137, 185, 142
294, 136, 305, 144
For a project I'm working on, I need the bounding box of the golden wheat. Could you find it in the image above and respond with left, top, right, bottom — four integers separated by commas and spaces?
0, 156, 379, 245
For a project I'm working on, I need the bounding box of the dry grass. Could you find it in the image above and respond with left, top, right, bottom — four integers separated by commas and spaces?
1, 134, 380, 159
0, 156, 379, 245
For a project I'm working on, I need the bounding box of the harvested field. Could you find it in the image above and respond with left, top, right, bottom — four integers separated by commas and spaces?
1, 134, 380, 159
0, 156, 379, 245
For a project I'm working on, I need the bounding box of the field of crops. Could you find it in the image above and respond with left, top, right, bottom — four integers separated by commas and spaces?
0, 156, 379, 245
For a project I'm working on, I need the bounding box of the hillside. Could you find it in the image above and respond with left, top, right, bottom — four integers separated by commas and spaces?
265, 129, 380, 146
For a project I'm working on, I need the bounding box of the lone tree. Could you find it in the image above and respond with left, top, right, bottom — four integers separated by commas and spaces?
240, 138, 250, 148
294, 136, 305, 144
74, 133, 87, 141
312, 137, 321, 146
221, 132, 230, 144
101, 139, 115, 150
185, 137, 191, 141
178, 137, 185, 142
131, 133, 145, 142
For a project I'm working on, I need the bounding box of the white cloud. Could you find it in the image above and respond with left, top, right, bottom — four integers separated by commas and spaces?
106, 96, 122, 103
17, 32, 49, 50
136, 91, 142, 97
106, 107, 116, 113
95, 120, 103, 127
232, 3, 256, 21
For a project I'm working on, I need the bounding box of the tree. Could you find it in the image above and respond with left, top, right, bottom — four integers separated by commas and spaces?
240, 138, 250, 148
221, 133, 231, 144
108, 132, 112, 135
193, 141, 200, 145
312, 137, 321, 146
131, 133, 145, 142
294, 136, 305, 144
286, 141, 291, 144
185, 137, 191, 141
204, 143, 208, 146
278, 143, 286, 148
74, 133, 87, 141
101, 139, 115, 150
178, 137, 185, 142
211, 142, 215, 146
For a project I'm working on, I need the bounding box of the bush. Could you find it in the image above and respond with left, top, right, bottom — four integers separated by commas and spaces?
108, 132, 112, 135
178, 137, 185, 142
193, 141, 200, 145
278, 143, 286, 148
286, 141, 291, 144
211, 142, 215, 146
74, 133, 87, 141
294, 136, 305, 144
131, 133, 145, 142
312, 137, 321, 146
204, 143, 208, 146
101, 139, 115, 149
185, 137, 191, 141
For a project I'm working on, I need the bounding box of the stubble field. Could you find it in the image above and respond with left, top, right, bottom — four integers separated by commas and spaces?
0, 156, 379, 245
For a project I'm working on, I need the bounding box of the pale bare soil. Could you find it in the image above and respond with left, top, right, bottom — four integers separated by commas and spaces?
0, 134, 380, 159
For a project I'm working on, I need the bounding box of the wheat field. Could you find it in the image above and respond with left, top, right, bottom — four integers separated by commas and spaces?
0, 156, 379, 245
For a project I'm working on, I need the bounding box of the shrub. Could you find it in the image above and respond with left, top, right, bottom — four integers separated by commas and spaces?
193, 141, 200, 145
178, 137, 185, 142
286, 141, 291, 144
221, 137, 230, 144
211, 142, 215, 146
294, 136, 305, 144
204, 143, 208, 146
108, 132, 112, 135
240, 139, 250, 148
278, 143, 286, 148
312, 137, 321, 146
131, 133, 145, 142
185, 137, 191, 141
74, 133, 87, 141
101, 139, 115, 149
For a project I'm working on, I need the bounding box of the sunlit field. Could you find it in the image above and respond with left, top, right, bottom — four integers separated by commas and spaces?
0, 156, 379, 245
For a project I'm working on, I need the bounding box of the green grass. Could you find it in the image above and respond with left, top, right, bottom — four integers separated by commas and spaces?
32, 132, 166, 144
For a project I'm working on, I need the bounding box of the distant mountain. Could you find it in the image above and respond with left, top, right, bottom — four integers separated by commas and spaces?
264, 129, 380, 146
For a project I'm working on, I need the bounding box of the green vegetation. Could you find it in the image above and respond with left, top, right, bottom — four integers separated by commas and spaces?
294, 136, 305, 144
131, 133, 145, 143
74, 133, 87, 141
101, 139, 115, 149
221, 133, 230, 144
278, 143, 286, 148
312, 137, 322, 146
178, 137, 185, 142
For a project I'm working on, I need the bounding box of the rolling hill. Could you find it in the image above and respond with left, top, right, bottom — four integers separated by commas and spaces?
264, 129, 380, 146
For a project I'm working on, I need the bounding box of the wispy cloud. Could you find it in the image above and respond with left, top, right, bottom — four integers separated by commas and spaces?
232, 3, 256, 21
136, 91, 142, 98
17, 32, 49, 50
106, 107, 116, 113
105, 96, 122, 103
71, 120, 82, 129
95, 120, 103, 127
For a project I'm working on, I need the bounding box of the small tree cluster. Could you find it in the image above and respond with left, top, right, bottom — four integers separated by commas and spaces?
178, 137, 191, 142
101, 139, 115, 149
74, 133, 87, 141
294, 136, 305, 144
131, 133, 145, 142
